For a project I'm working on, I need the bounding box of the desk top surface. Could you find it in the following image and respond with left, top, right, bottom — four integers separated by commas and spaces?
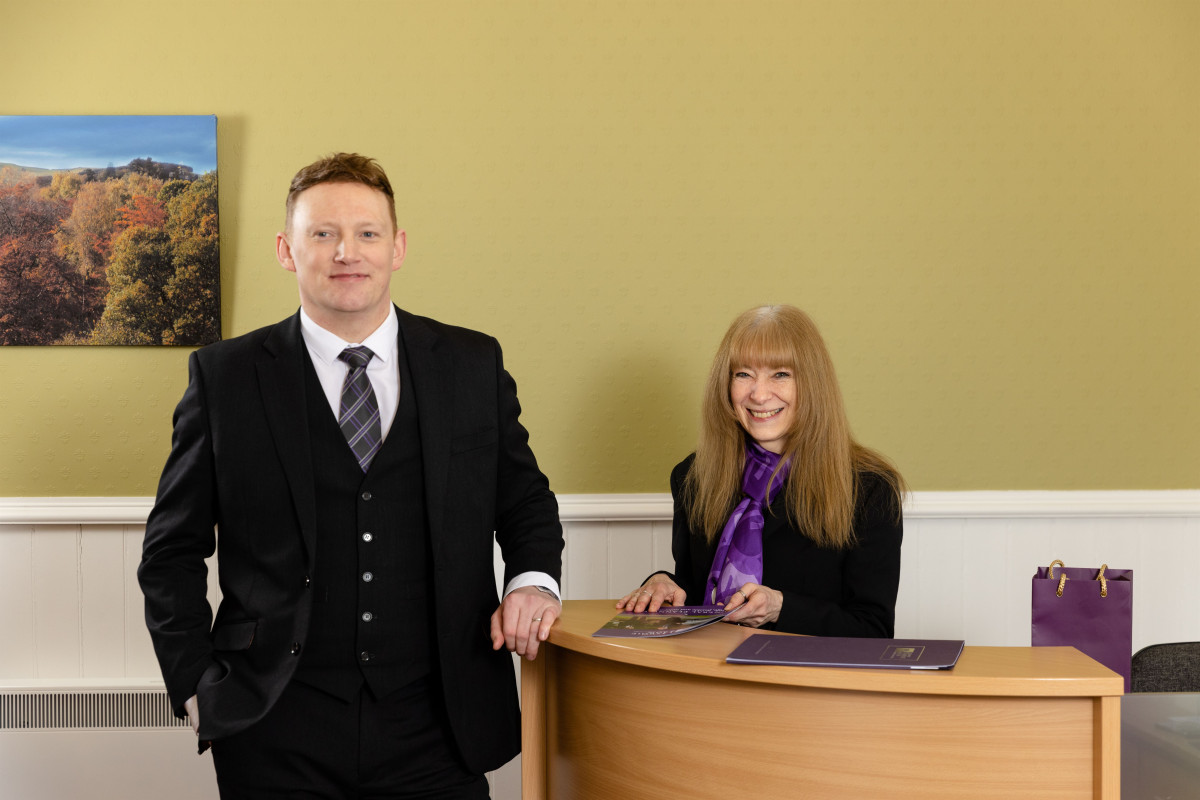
547, 599, 1123, 698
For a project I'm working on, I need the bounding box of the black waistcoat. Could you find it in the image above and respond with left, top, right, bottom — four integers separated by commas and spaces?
293, 339, 434, 701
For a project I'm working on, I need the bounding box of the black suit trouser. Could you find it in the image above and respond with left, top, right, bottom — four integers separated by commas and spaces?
210, 675, 490, 800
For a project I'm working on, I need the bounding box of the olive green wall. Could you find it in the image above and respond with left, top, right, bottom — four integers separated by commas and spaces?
2, 0, 1196, 494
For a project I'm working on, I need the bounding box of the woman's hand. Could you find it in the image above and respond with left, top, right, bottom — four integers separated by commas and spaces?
616, 576, 687, 613
722, 583, 782, 627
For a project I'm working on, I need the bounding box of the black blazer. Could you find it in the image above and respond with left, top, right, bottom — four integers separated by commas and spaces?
137, 307, 563, 774
665, 454, 901, 637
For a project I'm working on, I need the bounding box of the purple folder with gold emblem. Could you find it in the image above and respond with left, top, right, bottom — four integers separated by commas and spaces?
726, 633, 965, 670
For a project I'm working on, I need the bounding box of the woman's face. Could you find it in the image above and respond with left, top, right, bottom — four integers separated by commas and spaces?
729, 364, 796, 454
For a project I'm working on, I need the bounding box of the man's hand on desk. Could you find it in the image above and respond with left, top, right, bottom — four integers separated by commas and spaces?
491, 585, 561, 661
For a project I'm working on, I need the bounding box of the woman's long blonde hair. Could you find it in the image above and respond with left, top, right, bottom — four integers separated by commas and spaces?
685, 305, 905, 548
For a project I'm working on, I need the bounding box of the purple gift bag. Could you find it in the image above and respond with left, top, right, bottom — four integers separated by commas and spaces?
1032, 560, 1133, 692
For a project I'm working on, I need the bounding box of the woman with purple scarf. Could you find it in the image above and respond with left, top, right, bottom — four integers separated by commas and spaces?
617, 305, 906, 636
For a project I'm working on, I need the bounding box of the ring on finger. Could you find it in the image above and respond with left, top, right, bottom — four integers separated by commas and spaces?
736, 589, 749, 603
532, 617, 543, 623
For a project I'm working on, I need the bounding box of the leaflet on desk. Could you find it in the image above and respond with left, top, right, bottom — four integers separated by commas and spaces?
726, 634, 966, 670
593, 606, 729, 638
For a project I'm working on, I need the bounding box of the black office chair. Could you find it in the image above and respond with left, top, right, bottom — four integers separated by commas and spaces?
1131, 642, 1200, 692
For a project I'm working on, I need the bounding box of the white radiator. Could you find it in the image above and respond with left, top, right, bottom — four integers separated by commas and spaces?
0, 680, 521, 799
0, 681, 218, 800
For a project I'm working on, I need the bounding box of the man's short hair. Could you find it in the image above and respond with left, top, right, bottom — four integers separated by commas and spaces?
285, 153, 396, 232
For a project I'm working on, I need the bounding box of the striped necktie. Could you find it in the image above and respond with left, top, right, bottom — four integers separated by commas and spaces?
337, 346, 382, 472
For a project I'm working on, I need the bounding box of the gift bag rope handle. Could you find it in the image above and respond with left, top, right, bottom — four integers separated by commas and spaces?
1047, 559, 1109, 598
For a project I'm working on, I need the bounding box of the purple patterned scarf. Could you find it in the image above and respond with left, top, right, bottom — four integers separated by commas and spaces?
704, 441, 791, 607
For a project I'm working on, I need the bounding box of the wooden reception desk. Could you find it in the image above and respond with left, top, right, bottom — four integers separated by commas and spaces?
521, 600, 1122, 800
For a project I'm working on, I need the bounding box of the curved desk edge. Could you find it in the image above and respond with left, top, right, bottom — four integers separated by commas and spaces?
545, 599, 1123, 698
523, 600, 1121, 800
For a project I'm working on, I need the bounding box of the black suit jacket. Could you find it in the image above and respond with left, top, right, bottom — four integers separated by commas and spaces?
665, 455, 901, 637
138, 307, 563, 773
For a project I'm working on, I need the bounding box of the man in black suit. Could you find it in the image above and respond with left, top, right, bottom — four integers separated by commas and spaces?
138, 153, 564, 799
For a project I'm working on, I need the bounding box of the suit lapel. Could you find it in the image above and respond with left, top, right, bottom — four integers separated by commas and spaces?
396, 307, 453, 543
257, 312, 319, 564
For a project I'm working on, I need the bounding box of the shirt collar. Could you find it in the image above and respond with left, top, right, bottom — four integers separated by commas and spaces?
299, 306, 398, 367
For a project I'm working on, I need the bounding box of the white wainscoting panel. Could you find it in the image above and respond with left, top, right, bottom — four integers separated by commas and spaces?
554, 492, 1200, 654
4, 491, 1200, 679
0, 522, 35, 677
2, 492, 1200, 800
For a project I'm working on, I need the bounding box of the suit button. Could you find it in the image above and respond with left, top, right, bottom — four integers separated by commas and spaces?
303, 575, 311, 588
361, 491, 373, 501
291, 642, 302, 656
362, 611, 374, 622
362, 572, 373, 582
360, 651, 371, 662
362, 532, 373, 542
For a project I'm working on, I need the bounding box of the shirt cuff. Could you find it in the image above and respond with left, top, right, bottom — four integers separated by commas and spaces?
503, 572, 561, 601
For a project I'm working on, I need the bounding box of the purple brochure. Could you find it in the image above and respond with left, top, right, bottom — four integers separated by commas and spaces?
593, 606, 729, 638
726, 633, 965, 670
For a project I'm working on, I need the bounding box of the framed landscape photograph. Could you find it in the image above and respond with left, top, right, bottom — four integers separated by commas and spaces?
0, 115, 219, 346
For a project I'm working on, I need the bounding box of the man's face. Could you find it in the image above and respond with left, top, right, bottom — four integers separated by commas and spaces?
276, 181, 405, 338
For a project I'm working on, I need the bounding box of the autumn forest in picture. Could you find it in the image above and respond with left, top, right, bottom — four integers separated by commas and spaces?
0, 115, 219, 346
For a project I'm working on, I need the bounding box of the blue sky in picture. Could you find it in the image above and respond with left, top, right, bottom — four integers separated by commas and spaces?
0, 115, 217, 173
